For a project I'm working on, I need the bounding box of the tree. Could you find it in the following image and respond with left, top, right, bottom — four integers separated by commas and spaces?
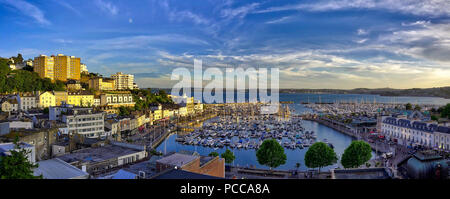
405, 103, 412, 110
0, 137, 42, 179
414, 105, 421, 111
440, 103, 450, 119
208, 152, 219, 157
341, 140, 372, 169
431, 115, 439, 121
118, 106, 133, 116
10, 53, 23, 64
221, 149, 235, 164
256, 139, 287, 170
304, 142, 337, 173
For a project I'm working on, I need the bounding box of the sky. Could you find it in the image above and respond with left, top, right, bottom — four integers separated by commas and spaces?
0, 0, 450, 89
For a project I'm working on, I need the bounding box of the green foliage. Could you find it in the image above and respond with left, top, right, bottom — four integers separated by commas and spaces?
414, 105, 421, 111
0, 59, 65, 93
304, 142, 337, 172
43, 107, 49, 114
132, 89, 174, 111
405, 103, 412, 110
22, 65, 33, 72
208, 152, 219, 157
118, 106, 134, 116
11, 53, 23, 64
149, 149, 162, 156
440, 103, 450, 119
256, 139, 287, 169
0, 137, 42, 179
431, 115, 439, 121
221, 149, 235, 164
341, 141, 372, 168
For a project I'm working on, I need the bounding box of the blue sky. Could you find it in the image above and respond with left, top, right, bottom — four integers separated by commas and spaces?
1, 0, 450, 89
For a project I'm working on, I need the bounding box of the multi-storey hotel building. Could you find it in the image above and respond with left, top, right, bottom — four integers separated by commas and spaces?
111, 72, 134, 90
33, 54, 81, 81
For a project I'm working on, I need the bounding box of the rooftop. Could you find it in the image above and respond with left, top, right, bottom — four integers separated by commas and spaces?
151, 169, 222, 179
0, 142, 34, 153
33, 158, 89, 179
156, 153, 198, 168
58, 144, 143, 164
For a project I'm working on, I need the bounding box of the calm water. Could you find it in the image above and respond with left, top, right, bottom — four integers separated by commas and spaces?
156, 118, 366, 171
156, 92, 449, 171
194, 92, 450, 106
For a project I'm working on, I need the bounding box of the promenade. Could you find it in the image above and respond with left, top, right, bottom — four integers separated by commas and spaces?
303, 115, 391, 153
126, 110, 218, 150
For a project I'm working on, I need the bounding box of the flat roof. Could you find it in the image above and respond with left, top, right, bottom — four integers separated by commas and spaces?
58, 145, 143, 164
156, 153, 198, 168
0, 142, 33, 153
152, 169, 222, 179
33, 158, 89, 179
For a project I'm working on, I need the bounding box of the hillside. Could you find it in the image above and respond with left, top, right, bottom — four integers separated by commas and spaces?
280, 87, 450, 99
0, 57, 66, 93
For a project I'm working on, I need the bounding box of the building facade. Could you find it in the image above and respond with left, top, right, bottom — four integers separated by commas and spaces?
33, 54, 81, 81
99, 92, 135, 108
17, 93, 37, 111
380, 116, 448, 149
89, 77, 115, 91
67, 91, 94, 107
50, 106, 105, 138
1, 99, 18, 113
111, 72, 134, 90
33, 55, 54, 80
434, 126, 450, 150
53, 91, 68, 106
38, 91, 56, 108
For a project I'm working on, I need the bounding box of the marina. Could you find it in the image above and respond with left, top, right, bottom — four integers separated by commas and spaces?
157, 115, 355, 171
175, 115, 318, 150
155, 93, 448, 171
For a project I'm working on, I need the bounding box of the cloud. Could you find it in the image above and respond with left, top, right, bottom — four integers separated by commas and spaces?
379, 21, 450, 62
168, 10, 210, 25
53, 0, 82, 17
357, 28, 368, 35
221, 2, 260, 20
155, 48, 450, 89
255, 0, 450, 17
266, 16, 294, 24
53, 39, 73, 45
1, 0, 51, 25
159, 0, 210, 25
88, 34, 209, 50
95, 0, 118, 15
356, 38, 368, 44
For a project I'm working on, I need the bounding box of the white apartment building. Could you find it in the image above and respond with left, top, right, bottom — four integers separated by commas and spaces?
49, 105, 105, 138
380, 116, 450, 149
434, 126, 450, 150
17, 93, 37, 111
111, 72, 134, 90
